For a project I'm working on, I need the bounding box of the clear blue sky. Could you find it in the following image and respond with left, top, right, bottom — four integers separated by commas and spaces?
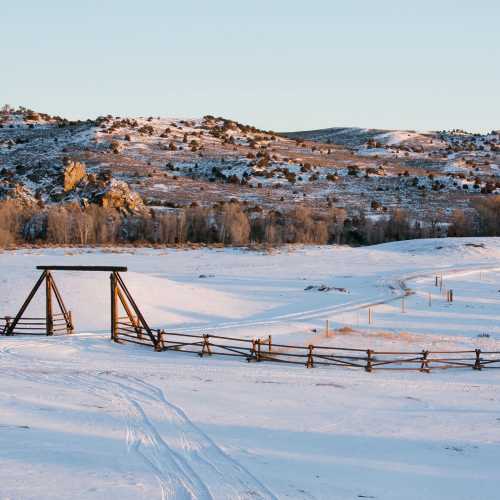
2, 1, 499, 132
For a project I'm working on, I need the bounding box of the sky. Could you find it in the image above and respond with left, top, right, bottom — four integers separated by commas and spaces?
1, 1, 499, 132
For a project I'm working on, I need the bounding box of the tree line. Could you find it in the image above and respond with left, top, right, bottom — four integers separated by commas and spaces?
0, 197, 499, 248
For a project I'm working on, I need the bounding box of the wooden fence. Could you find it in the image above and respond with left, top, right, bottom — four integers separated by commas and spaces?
114, 319, 500, 372
1, 313, 73, 336
3, 308, 499, 372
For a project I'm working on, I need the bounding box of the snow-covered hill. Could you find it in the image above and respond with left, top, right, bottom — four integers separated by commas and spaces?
1, 106, 499, 221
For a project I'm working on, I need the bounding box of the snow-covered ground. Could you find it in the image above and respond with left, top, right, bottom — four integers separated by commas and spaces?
1, 238, 500, 499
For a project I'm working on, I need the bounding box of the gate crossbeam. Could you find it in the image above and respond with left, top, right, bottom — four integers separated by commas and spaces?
2, 265, 153, 342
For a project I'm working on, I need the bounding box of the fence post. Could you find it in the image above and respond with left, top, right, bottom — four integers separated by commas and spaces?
365, 349, 373, 372
256, 338, 261, 361
200, 334, 212, 357
155, 330, 165, 352
110, 272, 118, 342
474, 349, 482, 370
46, 272, 53, 336
67, 311, 74, 334
134, 315, 143, 339
3, 316, 12, 336
306, 345, 314, 368
268, 335, 272, 353
248, 339, 257, 362
420, 350, 430, 372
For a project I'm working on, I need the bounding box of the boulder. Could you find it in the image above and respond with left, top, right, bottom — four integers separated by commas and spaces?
92, 179, 144, 213
62, 159, 86, 192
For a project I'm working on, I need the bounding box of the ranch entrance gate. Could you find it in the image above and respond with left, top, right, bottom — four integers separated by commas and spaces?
0, 265, 156, 346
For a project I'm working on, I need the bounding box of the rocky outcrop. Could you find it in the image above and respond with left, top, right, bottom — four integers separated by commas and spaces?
62, 159, 86, 192
92, 179, 144, 212
0, 181, 37, 207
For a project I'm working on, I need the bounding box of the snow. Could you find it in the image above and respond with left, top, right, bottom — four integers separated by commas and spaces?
1, 238, 500, 499
374, 131, 430, 146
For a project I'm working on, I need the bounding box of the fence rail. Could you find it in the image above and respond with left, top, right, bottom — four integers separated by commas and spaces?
1, 313, 72, 336
114, 324, 500, 372
3, 310, 499, 372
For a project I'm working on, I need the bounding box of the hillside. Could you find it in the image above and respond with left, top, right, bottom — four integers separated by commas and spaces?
1, 106, 499, 244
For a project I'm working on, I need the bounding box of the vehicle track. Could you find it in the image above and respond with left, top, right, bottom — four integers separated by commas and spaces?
0, 363, 277, 500
178, 264, 500, 334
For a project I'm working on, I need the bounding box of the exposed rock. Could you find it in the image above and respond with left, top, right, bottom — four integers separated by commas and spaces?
97, 180, 144, 212
62, 159, 86, 192
0, 182, 37, 207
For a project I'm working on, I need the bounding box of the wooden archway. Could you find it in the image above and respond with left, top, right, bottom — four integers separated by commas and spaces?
1, 266, 156, 345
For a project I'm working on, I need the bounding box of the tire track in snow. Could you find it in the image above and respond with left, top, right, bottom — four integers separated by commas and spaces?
3, 364, 277, 500
177, 264, 500, 334
101, 373, 277, 500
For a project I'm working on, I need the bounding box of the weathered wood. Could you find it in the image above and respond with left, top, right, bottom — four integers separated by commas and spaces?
200, 334, 212, 357
110, 273, 118, 341
366, 349, 373, 372
116, 286, 142, 339
6, 271, 47, 335
49, 273, 73, 333
157, 330, 165, 351
420, 350, 430, 372
113, 327, 500, 373
114, 272, 157, 347
37, 265, 128, 272
474, 349, 482, 370
306, 345, 314, 368
46, 272, 53, 336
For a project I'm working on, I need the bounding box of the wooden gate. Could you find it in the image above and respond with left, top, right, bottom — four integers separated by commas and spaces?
1, 265, 156, 347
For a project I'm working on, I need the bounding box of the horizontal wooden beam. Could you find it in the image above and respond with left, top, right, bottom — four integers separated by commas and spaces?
36, 265, 128, 272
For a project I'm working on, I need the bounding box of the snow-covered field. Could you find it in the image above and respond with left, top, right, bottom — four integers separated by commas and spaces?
1, 238, 500, 499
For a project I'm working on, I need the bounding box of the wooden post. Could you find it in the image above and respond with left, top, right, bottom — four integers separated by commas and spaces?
435, 276, 439, 287
46, 272, 53, 336
3, 316, 11, 336
474, 349, 482, 370
6, 271, 47, 336
114, 272, 157, 348
306, 345, 314, 368
116, 287, 142, 339
156, 330, 165, 351
256, 338, 261, 361
249, 339, 257, 362
49, 274, 73, 333
200, 334, 212, 357
449, 289, 453, 303
67, 311, 73, 334
420, 350, 430, 372
365, 349, 373, 372
268, 335, 272, 352
110, 272, 118, 341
